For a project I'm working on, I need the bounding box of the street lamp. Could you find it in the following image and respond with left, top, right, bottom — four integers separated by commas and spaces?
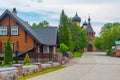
37, 45, 40, 62
15, 49, 18, 64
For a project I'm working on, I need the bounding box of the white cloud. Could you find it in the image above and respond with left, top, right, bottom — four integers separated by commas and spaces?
0, 0, 120, 36
0, 0, 119, 22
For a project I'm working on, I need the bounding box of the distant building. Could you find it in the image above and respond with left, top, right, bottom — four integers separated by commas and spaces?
72, 12, 97, 52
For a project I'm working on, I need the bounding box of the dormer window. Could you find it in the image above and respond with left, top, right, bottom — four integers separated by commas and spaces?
11, 26, 18, 35
0, 26, 7, 35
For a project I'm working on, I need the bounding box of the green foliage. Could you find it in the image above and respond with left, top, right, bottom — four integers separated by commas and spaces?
106, 49, 113, 56
101, 22, 120, 33
94, 22, 120, 55
4, 38, 13, 65
72, 51, 83, 58
24, 53, 31, 65
32, 20, 49, 27
101, 26, 120, 49
58, 10, 72, 50
69, 20, 89, 51
94, 37, 103, 49
60, 43, 69, 53
58, 10, 89, 51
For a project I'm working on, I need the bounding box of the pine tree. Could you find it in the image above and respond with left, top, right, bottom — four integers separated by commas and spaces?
24, 53, 31, 65
4, 38, 13, 65
58, 10, 72, 49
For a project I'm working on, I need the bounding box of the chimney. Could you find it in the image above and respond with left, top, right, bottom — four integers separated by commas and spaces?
12, 8, 17, 16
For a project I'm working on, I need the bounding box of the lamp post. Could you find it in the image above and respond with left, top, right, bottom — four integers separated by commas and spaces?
15, 49, 18, 64
37, 45, 40, 62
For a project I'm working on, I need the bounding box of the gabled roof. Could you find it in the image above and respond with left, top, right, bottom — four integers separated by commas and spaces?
0, 9, 58, 46
86, 24, 95, 33
32, 27, 58, 46
0, 9, 45, 44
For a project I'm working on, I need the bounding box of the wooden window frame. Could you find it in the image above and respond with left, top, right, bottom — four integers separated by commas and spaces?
0, 26, 8, 36
43, 46, 50, 54
11, 26, 19, 36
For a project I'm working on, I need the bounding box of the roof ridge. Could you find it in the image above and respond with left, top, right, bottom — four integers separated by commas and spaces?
0, 9, 46, 45
32, 27, 57, 28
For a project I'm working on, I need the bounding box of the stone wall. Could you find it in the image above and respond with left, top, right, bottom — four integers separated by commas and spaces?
0, 52, 73, 80
0, 63, 60, 80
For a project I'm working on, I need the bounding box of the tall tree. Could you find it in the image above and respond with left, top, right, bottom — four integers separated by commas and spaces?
4, 38, 13, 65
32, 20, 49, 27
101, 22, 120, 33
69, 21, 89, 51
94, 37, 103, 49
58, 10, 72, 49
94, 22, 120, 50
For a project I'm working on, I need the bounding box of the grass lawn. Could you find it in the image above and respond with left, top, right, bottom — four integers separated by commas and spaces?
72, 51, 83, 58
17, 65, 65, 80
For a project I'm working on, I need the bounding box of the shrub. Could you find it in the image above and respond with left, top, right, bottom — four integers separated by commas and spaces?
60, 43, 69, 57
73, 51, 83, 58
4, 38, 13, 65
24, 53, 31, 65
60, 43, 68, 53
106, 49, 112, 56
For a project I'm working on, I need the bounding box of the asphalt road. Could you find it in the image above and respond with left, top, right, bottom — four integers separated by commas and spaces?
29, 52, 120, 80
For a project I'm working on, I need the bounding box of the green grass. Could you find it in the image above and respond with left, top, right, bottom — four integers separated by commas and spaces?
17, 66, 65, 80
72, 51, 83, 58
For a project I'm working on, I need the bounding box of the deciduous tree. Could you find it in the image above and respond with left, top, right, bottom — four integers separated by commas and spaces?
32, 20, 49, 27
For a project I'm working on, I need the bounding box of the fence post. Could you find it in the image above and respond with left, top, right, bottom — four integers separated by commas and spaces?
56, 52, 63, 65
67, 51, 72, 59
12, 64, 23, 77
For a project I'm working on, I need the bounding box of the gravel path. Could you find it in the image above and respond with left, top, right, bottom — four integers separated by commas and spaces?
28, 52, 120, 80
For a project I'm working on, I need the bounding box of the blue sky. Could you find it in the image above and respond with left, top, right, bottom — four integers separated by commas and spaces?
0, 0, 120, 36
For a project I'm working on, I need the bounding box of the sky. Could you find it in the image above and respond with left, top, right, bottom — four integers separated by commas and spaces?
0, 0, 120, 36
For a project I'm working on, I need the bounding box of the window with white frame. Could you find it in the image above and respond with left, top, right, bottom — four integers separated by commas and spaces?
0, 26, 7, 35
43, 46, 49, 54
11, 26, 18, 35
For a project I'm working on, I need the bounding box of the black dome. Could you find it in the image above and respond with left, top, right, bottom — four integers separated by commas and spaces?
72, 13, 81, 22
83, 21, 88, 26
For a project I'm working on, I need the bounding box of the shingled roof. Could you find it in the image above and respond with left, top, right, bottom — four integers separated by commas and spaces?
0, 9, 58, 46
32, 27, 58, 46
86, 24, 95, 33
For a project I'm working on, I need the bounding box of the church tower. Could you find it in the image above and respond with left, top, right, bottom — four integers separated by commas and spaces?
82, 16, 97, 52
72, 12, 81, 26
72, 13, 97, 52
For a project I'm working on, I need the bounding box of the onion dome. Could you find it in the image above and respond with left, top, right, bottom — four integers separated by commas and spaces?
83, 20, 88, 26
72, 12, 81, 22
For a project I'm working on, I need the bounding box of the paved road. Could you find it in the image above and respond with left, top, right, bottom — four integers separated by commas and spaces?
29, 52, 120, 80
